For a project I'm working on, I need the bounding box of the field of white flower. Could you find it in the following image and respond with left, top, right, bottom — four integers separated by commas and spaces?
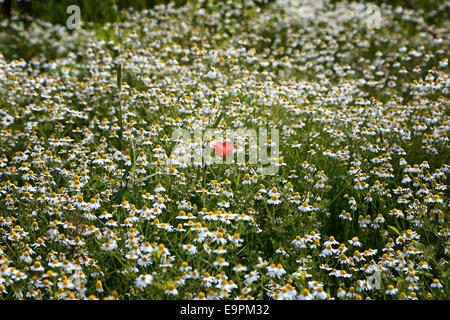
0, 0, 448, 300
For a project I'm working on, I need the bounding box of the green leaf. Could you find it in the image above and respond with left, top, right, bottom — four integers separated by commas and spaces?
130, 138, 136, 179
112, 186, 126, 204
388, 225, 400, 235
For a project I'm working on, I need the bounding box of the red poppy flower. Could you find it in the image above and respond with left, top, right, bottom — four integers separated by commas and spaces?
213, 141, 234, 156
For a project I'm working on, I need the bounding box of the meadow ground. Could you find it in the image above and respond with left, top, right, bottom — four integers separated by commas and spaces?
0, 0, 448, 300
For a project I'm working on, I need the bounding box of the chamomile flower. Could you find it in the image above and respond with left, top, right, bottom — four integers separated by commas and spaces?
385, 284, 399, 295
165, 284, 178, 295
430, 279, 443, 289
266, 264, 286, 279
